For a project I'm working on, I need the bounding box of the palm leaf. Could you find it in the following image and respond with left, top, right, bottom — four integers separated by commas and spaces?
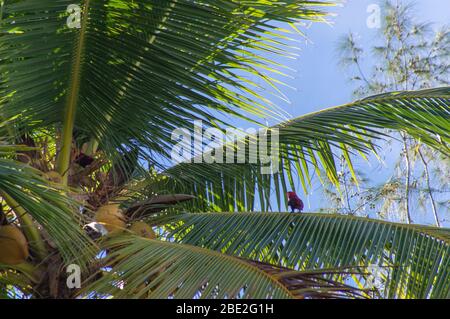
82, 235, 367, 299
153, 212, 450, 298
155, 88, 450, 211
83, 235, 294, 299
245, 260, 369, 299
0, 0, 329, 167
0, 155, 95, 267
125, 194, 196, 219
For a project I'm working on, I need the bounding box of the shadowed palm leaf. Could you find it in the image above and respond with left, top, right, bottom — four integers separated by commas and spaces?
245, 260, 369, 299
150, 212, 450, 298
83, 235, 366, 299
84, 236, 294, 299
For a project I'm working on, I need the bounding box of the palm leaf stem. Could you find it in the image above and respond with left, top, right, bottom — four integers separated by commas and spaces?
56, 0, 91, 185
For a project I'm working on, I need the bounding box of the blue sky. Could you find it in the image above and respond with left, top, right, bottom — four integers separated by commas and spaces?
275, 0, 450, 120
235, 0, 449, 221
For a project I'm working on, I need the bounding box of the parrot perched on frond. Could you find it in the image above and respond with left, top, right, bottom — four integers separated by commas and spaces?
287, 191, 304, 213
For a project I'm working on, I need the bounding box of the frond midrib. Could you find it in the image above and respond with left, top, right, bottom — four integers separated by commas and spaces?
57, 0, 91, 183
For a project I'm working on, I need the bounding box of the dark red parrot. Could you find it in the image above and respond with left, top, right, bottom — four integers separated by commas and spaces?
75, 152, 95, 167
287, 191, 304, 213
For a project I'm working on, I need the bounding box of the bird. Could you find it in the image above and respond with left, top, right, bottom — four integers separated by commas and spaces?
74, 152, 95, 167
287, 191, 304, 213
83, 222, 108, 240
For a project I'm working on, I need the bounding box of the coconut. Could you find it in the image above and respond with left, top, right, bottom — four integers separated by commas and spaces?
44, 171, 63, 184
95, 204, 126, 234
0, 225, 29, 265
129, 221, 156, 239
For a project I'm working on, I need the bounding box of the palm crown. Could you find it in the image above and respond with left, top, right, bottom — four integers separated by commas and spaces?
0, 0, 449, 299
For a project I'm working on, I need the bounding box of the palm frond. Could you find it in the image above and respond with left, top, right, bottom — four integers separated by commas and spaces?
83, 235, 294, 299
1, 0, 330, 166
125, 194, 196, 219
154, 88, 450, 211
153, 212, 450, 298
245, 259, 369, 299
0, 157, 96, 267
83, 234, 367, 299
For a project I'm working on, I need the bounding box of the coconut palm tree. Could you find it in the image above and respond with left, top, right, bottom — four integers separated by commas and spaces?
0, 0, 449, 299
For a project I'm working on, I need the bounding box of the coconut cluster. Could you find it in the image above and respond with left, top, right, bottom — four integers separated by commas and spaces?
0, 225, 29, 265
95, 204, 127, 234
129, 221, 156, 239
94, 204, 157, 240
